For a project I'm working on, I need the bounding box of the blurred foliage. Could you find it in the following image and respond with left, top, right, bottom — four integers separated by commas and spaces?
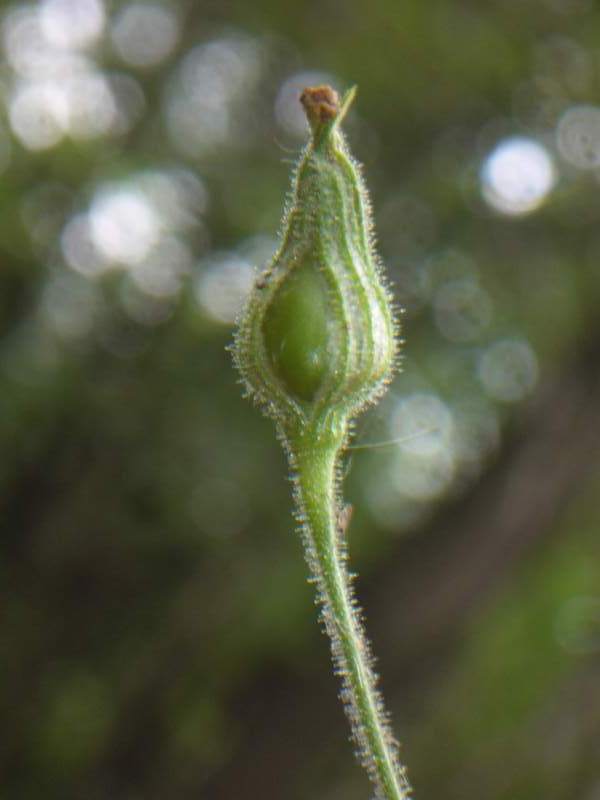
1, 0, 600, 798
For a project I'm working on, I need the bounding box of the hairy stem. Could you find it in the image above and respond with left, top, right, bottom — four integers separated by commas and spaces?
290, 428, 410, 800
234, 84, 409, 797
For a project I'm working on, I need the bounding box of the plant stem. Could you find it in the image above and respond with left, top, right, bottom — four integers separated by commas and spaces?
234, 84, 410, 797
290, 427, 410, 800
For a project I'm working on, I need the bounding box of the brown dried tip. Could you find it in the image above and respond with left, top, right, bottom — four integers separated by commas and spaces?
300, 85, 340, 126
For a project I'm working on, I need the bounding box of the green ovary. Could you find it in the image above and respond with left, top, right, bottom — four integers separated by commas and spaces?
262, 265, 333, 403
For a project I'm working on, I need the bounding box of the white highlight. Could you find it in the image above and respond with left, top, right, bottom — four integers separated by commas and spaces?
196, 253, 255, 325
2, 6, 125, 150
390, 393, 454, 457
89, 186, 161, 265
61, 213, 110, 277
40, 0, 105, 50
62, 72, 116, 139
136, 169, 208, 228
62, 169, 208, 294
481, 136, 556, 216
131, 237, 192, 298
165, 35, 262, 156
8, 82, 67, 150
111, 3, 179, 68
389, 393, 456, 501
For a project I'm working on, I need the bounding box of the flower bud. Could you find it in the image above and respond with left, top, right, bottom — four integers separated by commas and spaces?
234, 86, 397, 434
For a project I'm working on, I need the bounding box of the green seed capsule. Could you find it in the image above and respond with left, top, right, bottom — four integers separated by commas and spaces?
234, 85, 398, 435
233, 86, 410, 800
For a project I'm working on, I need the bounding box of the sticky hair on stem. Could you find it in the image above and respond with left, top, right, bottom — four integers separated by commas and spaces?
233, 84, 410, 800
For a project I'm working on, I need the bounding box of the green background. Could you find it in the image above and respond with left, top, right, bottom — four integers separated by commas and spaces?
2, 0, 600, 798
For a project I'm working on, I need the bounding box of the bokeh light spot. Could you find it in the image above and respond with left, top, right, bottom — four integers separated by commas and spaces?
166, 34, 262, 157
195, 253, 254, 325
40, 0, 105, 50
111, 3, 180, 69
9, 82, 67, 150
107, 73, 146, 135
131, 237, 192, 298
481, 137, 556, 216
478, 338, 539, 402
556, 105, 600, 169
62, 72, 116, 139
452, 399, 500, 470
89, 186, 161, 266
390, 393, 455, 457
61, 213, 110, 278
137, 169, 209, 228
433, 278, 492, 342
41, 273, 99, 339
120, 282, 176, 327
392, 448, 455, 502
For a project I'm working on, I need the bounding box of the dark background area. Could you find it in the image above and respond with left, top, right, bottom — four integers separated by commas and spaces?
1, 0, 600, 798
